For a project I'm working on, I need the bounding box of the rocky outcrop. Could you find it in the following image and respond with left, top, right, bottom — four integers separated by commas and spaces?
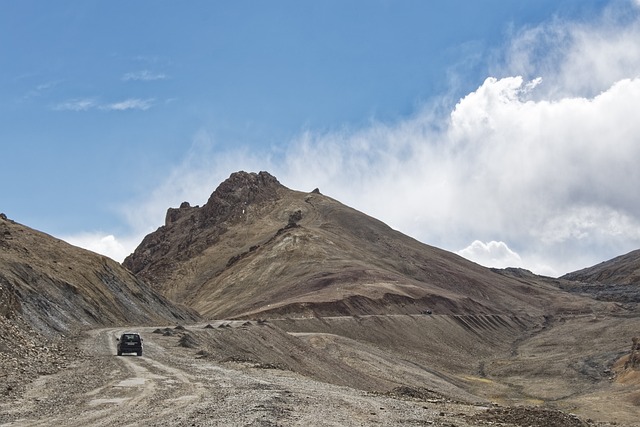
625, 337, 640, 370
200, 171, 282, 224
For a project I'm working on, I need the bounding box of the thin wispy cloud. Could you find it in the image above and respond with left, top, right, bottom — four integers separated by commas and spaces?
53, 98, 97, 111
53, 98, 154, 112
101, 98, 155, 111
122, 70, 167, 82
22, 80, 62, 101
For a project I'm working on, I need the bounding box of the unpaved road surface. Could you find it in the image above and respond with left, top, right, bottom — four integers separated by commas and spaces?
0, 323, 494, 427
2, 318, 630, 427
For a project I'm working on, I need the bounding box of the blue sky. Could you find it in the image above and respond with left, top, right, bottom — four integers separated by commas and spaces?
2, 1, 640, 276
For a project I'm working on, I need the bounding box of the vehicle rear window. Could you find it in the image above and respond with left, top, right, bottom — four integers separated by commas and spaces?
122, 334, 140, 341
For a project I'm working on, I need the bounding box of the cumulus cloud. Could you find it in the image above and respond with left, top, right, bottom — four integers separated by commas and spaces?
73, 4, 640, 276
458, 241, 522, 269
63, 232, 137, 262
497, 3, 640, 98
269, 74, 640, 276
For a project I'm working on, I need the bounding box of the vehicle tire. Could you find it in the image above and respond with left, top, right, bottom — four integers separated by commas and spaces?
137, 351, 142, 356
117, 351, 122, 356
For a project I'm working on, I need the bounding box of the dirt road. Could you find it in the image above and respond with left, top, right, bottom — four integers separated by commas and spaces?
3, 316, 632, 427
0, 323, 493, 427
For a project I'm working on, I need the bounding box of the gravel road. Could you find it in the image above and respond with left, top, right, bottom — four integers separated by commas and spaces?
0, 324, 493, 427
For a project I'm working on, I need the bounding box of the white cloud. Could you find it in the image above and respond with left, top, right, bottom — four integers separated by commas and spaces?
72, 5, 640, 277
22, 80, 62, 101
271, 74, 640, 276
458, 241, 522, 269
63, 232, 139, 263
498, 5, 640, 98
122, 70, 167, 81
101, 98, 154, 111
119, 129, 269, 235
53, 97, 154, 112
53, 98, 97, 111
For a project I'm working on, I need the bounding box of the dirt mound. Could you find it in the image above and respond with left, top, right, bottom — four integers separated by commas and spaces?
152, 318, 495, 401
178, 332, 200, 348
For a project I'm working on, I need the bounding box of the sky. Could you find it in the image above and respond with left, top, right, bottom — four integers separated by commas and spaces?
2, 1, 640, 277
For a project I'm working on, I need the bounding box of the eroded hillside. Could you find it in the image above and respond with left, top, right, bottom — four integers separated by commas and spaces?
0, 214, 196, 335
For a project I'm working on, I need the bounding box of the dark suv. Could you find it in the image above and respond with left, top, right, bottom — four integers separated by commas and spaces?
116, 332, 143, 356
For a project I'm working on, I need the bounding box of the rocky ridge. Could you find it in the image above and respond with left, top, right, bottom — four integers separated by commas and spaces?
560, 249, 640, 303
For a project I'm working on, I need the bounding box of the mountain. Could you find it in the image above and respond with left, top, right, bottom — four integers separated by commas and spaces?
0, 213, 197, 337
560, 249, 640, 303
3, 175, 639, 424
124, 171, 595, 319
562, 249, 640, 285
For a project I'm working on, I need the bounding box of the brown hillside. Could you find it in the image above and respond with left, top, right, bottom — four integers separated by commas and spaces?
0, 213, 197, 336
560, 250, 640, 303
562, 249, 640, 285
124, 171, 597, 319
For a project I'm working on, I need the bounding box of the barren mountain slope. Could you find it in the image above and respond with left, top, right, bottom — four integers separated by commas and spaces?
559, 250, 640, 303
124, 171, 597, 319
0, 214, 196, 336
562, 249, 640, 285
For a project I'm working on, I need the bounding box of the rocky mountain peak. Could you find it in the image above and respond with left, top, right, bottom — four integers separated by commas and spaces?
124, 171, 288, 286
164, 171, 282, 227
200, 171, 282, 222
